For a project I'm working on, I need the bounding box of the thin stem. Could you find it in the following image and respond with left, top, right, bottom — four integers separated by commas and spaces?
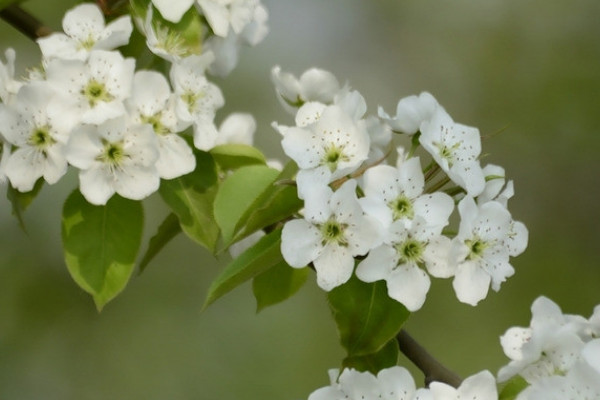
397, 329, 462, 388
0, 4, 52, 40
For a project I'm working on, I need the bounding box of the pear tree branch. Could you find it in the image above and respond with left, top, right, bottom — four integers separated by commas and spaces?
0, 4, 51, 40
397, 329, 463, 388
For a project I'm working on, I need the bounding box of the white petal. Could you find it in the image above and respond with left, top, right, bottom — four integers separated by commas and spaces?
386, 263, 431, 311
356, 245, 396, 283
79, 166, 115, 205
155, 134, 195, 179
298, 68, 340, 103
280, 219, 321, 268
113, 165, 160, 200
62, 4, 105, 41
314, 244, 354, 291
217, 113, 256, 145
152, 0, 194, 23
197, 0, 230, 37
457, 370, 498, 400
453, 261, 491, 306
423, 235, 454, 278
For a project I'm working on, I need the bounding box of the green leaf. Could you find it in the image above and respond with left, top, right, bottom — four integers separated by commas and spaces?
252, 261, 308, 312
342, 338, 399, 374
213, 165, 280, 246
138, 213, 182, 274
210, 144, 266, 170
6, 178, 44, 231
61, 191, 143, 311
160, 150, 220, 253
499, 375, 529, 400
236, 161, 302, 241
203, 228, 284, 309
328, 275, 410, 357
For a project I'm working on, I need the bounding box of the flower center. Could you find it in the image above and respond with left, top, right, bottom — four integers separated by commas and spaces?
319, 218, 348, 247
388, 195, 414, 221
27, 125, 56, 153
141, 112, 169, 135
82, 79, 114, 107
96, 139, 126, 167
395, 238, 425, 265
321, 144, 349, 172
182, 90, 205, 113
465, 237, 490, 260
435, 141, 460, 167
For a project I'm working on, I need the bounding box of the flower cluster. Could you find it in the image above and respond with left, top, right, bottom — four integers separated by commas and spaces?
307, 366, 498, 400
145, 0, 268, 75
273, 67, 528, 310
498, 296, 600, 400
0, 2, 265, 205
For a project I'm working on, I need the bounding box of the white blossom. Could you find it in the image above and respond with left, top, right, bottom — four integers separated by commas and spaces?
271, 66, 341, 113
66, 117, 160, 205
281, 180, 381, 291
45, 50, 135, 125
429, 370, 498, 400
0, 82, 75, 191
126, 70, 195, 179
378, 92, 439, 135
419, 106, 485, 196
450, 196, 517, 305
38, 3, 132, 61
280, 105, 370, 200
170, 55, 224, 150
308, 366, 431, 400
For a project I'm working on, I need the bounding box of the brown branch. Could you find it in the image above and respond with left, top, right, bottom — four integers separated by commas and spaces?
397, 329, 462, 388
0, 4, 52, 40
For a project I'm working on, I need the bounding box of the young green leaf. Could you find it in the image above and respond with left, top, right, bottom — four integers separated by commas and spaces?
236, 161, 302, 241
499, 375, 528, 400
61, 190, 143, 311
160, 150, 220, 253
342, 338, 399, 374
328, 275, 410, 357
213, 165, 280, 246
252, 260, 308, 312
203, 228, 284, 309
6, 178, 44, 231
138, 213, 182, 274
210, 143, 266, 170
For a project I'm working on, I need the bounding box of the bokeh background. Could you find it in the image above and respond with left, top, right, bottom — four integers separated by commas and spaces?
1, 0, 599, 398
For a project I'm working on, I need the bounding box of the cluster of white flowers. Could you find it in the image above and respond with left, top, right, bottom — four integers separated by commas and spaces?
498, 296, 600, 400
0, 2, 263, 205
273, 67, 528, 310
308, 366, 498, 400
145, 0, 268, 75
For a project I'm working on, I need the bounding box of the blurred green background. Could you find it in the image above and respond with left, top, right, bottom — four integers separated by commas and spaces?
1, 0, 599, 399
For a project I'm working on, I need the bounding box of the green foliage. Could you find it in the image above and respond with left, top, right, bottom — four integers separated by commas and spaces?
160, 150, 220, 253
5, 178, 43, 231
213, 164, 280, 247
252, 260, 308, 312
61, 190, 143, 311
499, 375, 529, 400
328, 275, 410, 357
210, 143, 267, 170
236, 161, 302, 241
342, 338, 399, 374
203, 228, 286, 309
138, 213, 181, 274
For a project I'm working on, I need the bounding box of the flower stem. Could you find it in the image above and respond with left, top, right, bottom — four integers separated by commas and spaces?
0, 4, 52, 40
396, 329, 462, 388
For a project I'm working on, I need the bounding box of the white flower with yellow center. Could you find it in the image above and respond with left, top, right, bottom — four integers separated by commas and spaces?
38, 3, 132, 61
0, 82, 75, 191
281, 180, 381, 291
66, 117, 160, 205
45, 50, 135, 125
